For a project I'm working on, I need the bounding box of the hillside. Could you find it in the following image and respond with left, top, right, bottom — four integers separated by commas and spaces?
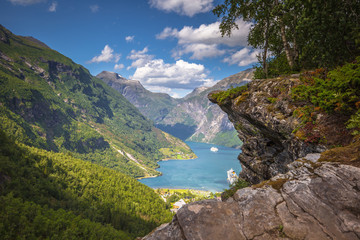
143, 62, 360, 239
0, 25, 195, 179
97, 71, 180, 123
0, 130, 173, 239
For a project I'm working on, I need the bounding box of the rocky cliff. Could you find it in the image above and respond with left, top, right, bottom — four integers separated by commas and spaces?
209, 75, 352, 184
143, 74, 360, 239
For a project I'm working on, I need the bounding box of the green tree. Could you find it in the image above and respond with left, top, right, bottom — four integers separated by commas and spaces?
213, 0, 360, 76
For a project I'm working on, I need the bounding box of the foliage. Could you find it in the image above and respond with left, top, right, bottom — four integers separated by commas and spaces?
0, 130, 173, 238
211, 130, 242, 148
290, 58, 360, 140
214, 0, 360, 77
253, 54, 294, 78
211, 85, 248, 104
347, 110, 360, 136
0, 194, 131, 240
221, 179, 249, 200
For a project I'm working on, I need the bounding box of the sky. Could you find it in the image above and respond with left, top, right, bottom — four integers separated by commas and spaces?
0, 0, 258, 98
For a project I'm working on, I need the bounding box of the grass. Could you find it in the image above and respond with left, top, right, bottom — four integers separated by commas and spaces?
211, 85, 248, 104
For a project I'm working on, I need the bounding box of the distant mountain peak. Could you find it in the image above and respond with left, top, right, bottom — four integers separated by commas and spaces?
97, 71, 125, 81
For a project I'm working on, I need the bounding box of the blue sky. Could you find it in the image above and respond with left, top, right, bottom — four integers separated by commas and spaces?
0, 0, 258, 97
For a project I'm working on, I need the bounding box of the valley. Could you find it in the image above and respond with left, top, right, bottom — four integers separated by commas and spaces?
97, 69, 253, 148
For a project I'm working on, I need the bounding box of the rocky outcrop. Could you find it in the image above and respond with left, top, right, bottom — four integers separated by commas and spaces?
209, 76, 329, 184
143, 156, 360, 240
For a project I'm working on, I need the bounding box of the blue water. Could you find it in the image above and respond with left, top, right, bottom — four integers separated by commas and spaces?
139, 142, 241, 192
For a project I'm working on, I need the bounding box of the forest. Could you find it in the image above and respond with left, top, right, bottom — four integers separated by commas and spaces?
0, 130, 173, 239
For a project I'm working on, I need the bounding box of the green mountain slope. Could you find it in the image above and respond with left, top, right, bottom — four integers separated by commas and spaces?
0, 130, 172, 239
0, 25, 194, 178
97, 71, 180, 122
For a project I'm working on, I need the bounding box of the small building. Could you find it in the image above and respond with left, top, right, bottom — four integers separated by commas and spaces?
173, 199, 186, 209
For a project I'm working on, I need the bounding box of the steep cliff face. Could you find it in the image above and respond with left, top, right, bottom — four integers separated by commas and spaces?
209, 75, 352, 184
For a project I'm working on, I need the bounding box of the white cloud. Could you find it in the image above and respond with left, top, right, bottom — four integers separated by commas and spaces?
8, 0, 45, 6
48, 1, 57, 12
125, 36, 135, 42
173, 43, 226, 60
223, 48, 260, 67
149, 0, 213, 17
89, 45, 121, 63
90, 4, 99, 13
157, 20, 250, 47
114, 63, 125, 70
157, 19, 251, 60
130, 58, 212, 89
127, 47, 154, 69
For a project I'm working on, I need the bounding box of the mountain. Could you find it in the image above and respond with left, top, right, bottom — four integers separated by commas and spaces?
0, 25, 195, 179
98, 69, 253, 148
157, 69, 253, 148
97, 71, 180, 123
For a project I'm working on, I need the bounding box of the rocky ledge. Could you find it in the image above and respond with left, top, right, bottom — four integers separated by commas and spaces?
143, 155, 360, 239
208, 76, 352, 184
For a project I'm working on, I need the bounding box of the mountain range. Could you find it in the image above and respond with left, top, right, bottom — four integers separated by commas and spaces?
97, 69, 253, 148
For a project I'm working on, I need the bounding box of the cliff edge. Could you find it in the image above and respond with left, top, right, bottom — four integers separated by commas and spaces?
143, 74, 360, 239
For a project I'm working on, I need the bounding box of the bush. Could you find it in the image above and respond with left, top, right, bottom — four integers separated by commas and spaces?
221, 179, 249, 200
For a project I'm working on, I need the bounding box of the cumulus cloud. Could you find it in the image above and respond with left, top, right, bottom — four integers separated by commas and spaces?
130, 58, 212, 89
89, 45, 121, 63
114, 63, 125, 70
125, 36, 135, 42
8, 0, 45, 6
157, 19, 251, 60
127, 47, 154, 69
48, 1, 57, 12
90, 4, 99, 13
223, 48, 260, 67
172, 43, 226, 60
157, 20, 250, 47
149, 0, 213, 17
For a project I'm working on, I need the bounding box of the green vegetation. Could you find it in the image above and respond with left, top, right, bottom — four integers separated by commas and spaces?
0, 25, 194, 178
156, 189, 221, 207
221, 179, 249, 200
214, 0, 359, 78
0, 194, 131, 240
211, 85, 248, 104
0, 130, 172, 238
292, 58, 360, 136
211, 130, 242, 148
